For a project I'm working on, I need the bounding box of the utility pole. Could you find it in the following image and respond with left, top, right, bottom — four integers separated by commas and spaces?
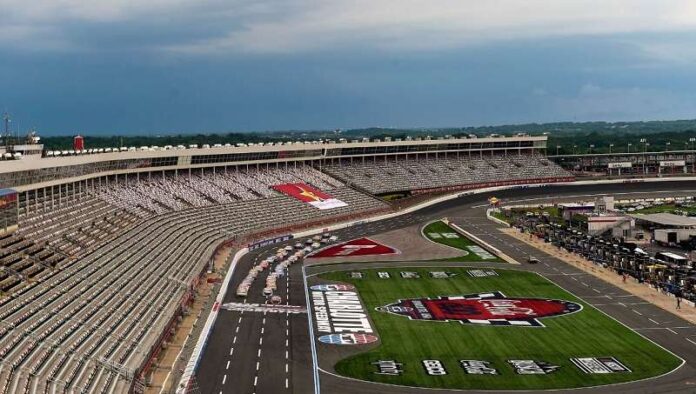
2, 112, 10, 147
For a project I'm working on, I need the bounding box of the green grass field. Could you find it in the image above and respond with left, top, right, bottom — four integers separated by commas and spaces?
320, 267, 681, 390
629, 203, 696, 216
422, 221, 500, 262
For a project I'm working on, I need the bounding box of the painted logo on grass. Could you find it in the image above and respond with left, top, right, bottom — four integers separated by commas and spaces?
377, 291, 582, 327
310, 284, 355, 292
318, 333, 379, 345
308, 238, 398, 258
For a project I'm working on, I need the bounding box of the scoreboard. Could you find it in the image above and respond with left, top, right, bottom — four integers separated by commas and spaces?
0, 189, 18, 235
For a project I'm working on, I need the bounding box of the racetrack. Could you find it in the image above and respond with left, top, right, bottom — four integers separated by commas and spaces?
197, 180, 696, 394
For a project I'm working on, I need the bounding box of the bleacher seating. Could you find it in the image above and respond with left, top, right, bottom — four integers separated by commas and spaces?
95, 165, 345, 217
322, 154, 573, 194
0, 165, 385, 393
19, 196, 139, 257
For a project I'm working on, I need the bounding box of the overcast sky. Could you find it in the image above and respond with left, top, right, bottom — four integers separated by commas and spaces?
2, 0, 696, 135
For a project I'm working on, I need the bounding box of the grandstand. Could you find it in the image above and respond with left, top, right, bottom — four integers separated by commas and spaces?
0, 135, 573, 392
322, 153, 571, 194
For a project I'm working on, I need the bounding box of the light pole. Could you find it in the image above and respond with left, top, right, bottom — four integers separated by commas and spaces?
627, 143, 632, 153
609, 143, 614, 154
573, 144, 577, 155
666, 141, 671, 151
556, 145, 561, 156
589, 144, 595, 154
691, 138, 696, 173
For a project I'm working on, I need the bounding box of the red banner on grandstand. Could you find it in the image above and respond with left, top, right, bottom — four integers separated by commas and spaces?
272, 183, 347, 210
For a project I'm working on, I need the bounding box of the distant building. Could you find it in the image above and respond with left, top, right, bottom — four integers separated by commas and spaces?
586, 214, 634, 238
74, 135, 85, 151
630, 213, 696, 245
559, 202, 594, 221
594, 196, 615, 213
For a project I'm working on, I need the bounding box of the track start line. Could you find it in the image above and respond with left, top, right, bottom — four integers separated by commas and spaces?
220, 302, 307, 314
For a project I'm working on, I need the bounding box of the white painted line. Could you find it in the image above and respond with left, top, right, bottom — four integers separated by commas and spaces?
648, 318, 660, 325
256, 361, 260, 370
592, 288, 601, 293
667, 328, 678, 335
686, 338, 696, 346
302, 264, 321, 394
233, 336, 237, 344
226, 360, 230, 370
222, 375, 227, 385
254, 376, 258, 386
258, 348, 262, 358
286, 378, 289, 389
633, 309, 643, 316
229, 347, 234, 356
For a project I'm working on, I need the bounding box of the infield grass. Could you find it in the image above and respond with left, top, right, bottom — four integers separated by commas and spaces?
422, 221, 500, 262
320, 267, 681, 390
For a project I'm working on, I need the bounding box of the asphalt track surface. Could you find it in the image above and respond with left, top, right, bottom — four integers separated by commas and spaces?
197, 181, 696, 394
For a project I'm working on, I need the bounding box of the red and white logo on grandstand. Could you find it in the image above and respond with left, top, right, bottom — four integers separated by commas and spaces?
309, 238, 398, 258
272, 183, 348, 210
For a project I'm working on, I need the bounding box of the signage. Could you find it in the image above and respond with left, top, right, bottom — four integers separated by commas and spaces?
571, 357, 631, 374
607, 162, 632, 169
508, 360, 560, 375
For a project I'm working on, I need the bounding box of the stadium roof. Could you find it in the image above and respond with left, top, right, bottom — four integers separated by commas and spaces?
629, 213, 696, 228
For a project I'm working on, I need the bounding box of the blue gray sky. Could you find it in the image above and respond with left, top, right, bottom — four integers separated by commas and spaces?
2, 0, 696, 135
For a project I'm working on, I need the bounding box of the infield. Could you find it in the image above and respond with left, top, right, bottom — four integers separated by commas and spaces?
318, 267, 682, 390
422, 220, 500, 262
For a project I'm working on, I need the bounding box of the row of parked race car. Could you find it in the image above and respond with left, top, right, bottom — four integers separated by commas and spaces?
236, 233, 338, 302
